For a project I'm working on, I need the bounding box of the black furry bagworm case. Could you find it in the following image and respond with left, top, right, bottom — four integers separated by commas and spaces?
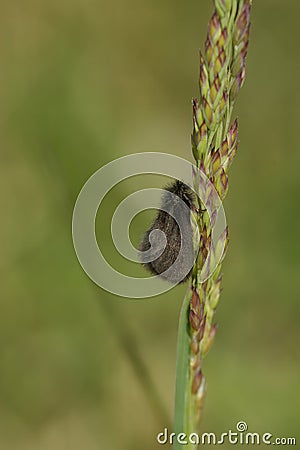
139, 180, 195, 284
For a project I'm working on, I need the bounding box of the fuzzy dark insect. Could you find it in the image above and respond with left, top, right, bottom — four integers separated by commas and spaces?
139, 180, 196, 284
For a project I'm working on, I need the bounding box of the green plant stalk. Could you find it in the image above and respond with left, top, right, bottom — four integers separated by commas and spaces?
174, 289, 193, 437
174, 1, 252, 447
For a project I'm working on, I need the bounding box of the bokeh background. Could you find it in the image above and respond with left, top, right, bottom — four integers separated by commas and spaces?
1, 1, 299, 449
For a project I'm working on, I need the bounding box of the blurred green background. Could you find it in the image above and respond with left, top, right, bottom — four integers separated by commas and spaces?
1, 0, 299, 449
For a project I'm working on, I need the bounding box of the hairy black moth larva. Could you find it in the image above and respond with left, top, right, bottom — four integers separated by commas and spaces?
139, 180, 196, 284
